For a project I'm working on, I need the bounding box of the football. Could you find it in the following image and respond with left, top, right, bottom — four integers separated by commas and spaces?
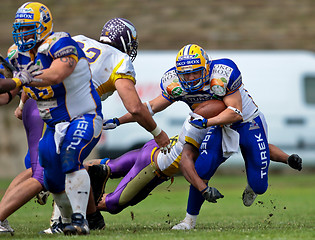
194, 99, 226, 118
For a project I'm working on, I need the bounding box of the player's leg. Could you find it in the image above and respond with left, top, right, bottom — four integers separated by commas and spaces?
172, 126, 225, 230
238, 115, 270, 207
0, 99, 45, 234
39, 126, 73, 232
98, 140, 164, 214
0, 168, 31, 203
22, 99, 49, 204
23, 99, 45, 186
0, 168, 40, 235
87, 148, 141, 205
60, 114, 102, 235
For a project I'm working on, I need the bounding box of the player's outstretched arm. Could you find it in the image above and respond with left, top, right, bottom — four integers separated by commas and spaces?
115, 79, 170, 150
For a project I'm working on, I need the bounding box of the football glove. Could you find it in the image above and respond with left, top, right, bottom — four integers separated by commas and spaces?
13, 69, 41, 86
287, 154, 302, 171
202, 186, 224, 203
103, 118, 120, 130
189, 112, 208, 129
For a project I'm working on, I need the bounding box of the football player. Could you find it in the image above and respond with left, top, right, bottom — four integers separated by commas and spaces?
49, 100, 225, 223
103, 44, 302, 230
73, 18, 170, 152
0, 2, 103, 235
40, 17, 170, 234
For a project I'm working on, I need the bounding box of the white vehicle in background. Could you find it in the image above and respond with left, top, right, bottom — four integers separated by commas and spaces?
97, 50, 315, 166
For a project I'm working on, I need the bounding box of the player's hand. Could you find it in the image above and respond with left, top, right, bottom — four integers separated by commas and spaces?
154, 130, 171, 154
287, 154, 302, 171
102, 118, 120, 130
25, 61, 43, 77
13, 69, 42, 85
202, 186, 224, 203
14, 105, 23, 120
189, 112, 208, 129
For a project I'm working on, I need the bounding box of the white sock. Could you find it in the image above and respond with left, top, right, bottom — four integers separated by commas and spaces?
65, 169, 90, 218
184, 212, 197, 227
50, 201, 61, 226
52, 192, 73, 224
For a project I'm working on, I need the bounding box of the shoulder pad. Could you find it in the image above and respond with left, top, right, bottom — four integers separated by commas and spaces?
7, 44, 18, 61
161, 68, 185, 98
210, 58, 240, 96
38, 32, 71, 54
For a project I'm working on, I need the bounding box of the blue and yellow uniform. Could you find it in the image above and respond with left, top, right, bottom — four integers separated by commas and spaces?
8, 32, 103, 192
161, 56, 270, 215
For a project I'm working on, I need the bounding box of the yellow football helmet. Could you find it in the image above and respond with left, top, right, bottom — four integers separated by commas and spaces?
12, 2, 53, 52
175, 44, 210, 92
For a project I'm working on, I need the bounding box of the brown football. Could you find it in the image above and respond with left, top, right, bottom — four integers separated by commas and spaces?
194, 99, 226, 118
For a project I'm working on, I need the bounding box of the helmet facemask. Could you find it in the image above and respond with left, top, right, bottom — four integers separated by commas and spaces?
177, 67, 208, 92
13, 21, 44, 52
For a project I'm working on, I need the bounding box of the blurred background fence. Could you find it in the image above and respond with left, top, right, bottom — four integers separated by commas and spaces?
1, 0, 315, 177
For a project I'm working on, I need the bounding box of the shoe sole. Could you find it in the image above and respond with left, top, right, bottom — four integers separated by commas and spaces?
89, 165, 110, 204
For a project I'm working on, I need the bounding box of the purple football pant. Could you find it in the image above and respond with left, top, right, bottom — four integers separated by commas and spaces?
22, 98, 45, 186
105, 139, 166, 214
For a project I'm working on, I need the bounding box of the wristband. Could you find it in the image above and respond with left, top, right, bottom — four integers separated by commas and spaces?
18, 99, 24, 110
200, 186, 208, 193
7, 91, 13, 103
12, 78, 22, 88
150, 126, 162, 137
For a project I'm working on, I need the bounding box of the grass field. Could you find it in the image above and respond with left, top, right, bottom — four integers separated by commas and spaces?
0, 172, 314, 239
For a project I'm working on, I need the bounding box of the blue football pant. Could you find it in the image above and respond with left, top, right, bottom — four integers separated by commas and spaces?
38, 114, 102, 193
187, 114, 270, 215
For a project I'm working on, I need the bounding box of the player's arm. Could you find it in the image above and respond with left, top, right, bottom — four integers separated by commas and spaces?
118, 94, 172, 124
207, 90, 243, 126
180, 143, 207, 191
0, 78, 21, 93
14, 90, 29, 120
0, 92, 10, 105
190, 91, 243, 129
115, 78, 170, 149
29, 56, 77, 87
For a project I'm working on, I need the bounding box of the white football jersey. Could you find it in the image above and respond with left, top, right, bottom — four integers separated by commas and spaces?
73, 35, 136, 101
157, 117, 209, 176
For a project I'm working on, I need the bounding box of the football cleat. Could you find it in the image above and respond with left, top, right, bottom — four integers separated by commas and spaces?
171, 219, 195, 230
35, 190, 50, 205
242, 184, 257, 207
0, 220, 14, 236
63, 213, 90, 235
39, 217, 68, 234
87, 210, 105, 230
88, 164, 111, 204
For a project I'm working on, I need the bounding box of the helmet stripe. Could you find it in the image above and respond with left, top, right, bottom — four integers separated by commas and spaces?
120, 36, 127, 53
183, 44, 192, 56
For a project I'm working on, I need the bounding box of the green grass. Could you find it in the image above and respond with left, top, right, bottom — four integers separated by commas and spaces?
1, 173, 315, 239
